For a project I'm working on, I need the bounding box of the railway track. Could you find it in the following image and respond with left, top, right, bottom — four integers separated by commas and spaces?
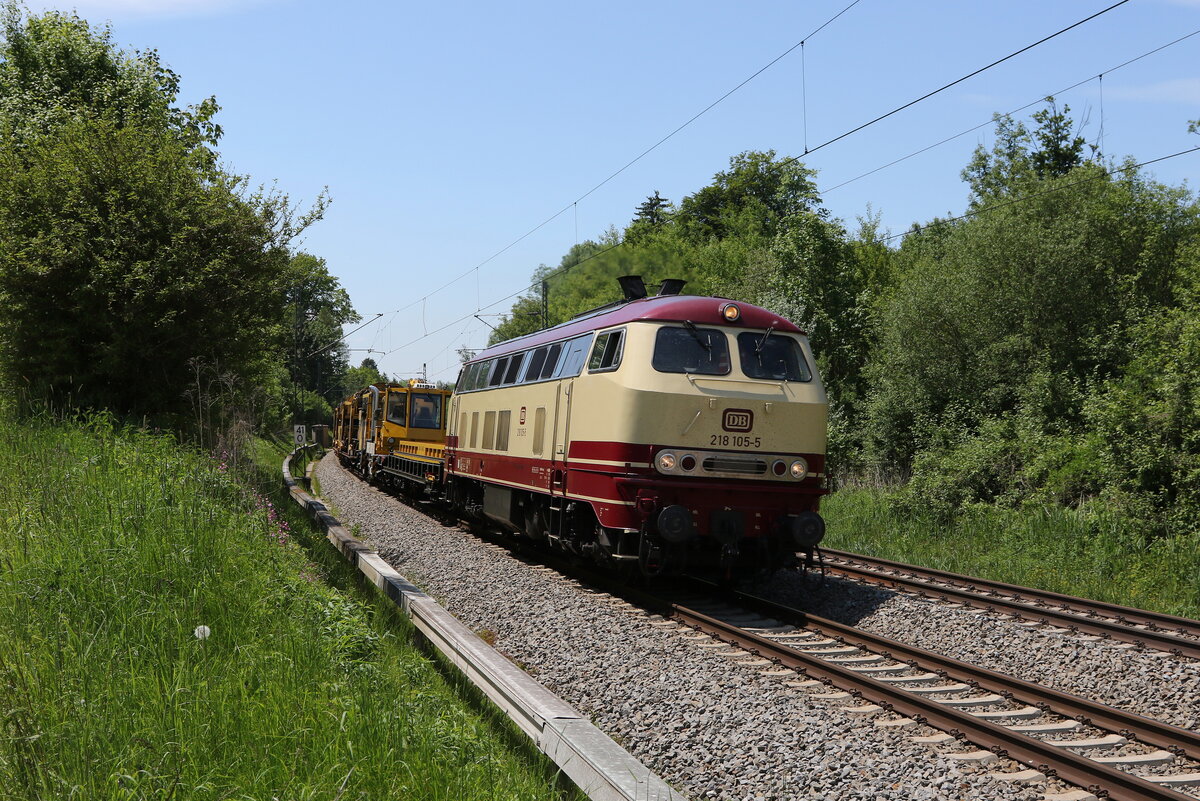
350, 466, 1200, 800
816, 548, 1200, 661
518, 552, 1200, 801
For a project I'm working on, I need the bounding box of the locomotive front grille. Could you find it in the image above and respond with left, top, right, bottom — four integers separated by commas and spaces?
702, 456, 767, 475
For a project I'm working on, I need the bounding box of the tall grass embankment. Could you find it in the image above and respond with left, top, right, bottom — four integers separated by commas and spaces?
823, 488, 1200, 620
0, 412, 571, 800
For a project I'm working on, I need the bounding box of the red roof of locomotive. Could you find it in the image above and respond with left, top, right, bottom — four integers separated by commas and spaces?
471, 295, 804, 362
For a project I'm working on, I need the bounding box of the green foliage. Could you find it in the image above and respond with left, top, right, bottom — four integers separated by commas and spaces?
823, 488, 1200, 618
962, 97, 1089, 204
0, 4, 340, 437
0, 5, 220, 159
0, 117, 298, 423
676, 149, 821, 244
865, 160, 1199, 472
340, 357, 389, 397
283, 251, 359, 416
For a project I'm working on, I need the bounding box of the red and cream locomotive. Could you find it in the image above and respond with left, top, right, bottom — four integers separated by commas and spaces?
335, 276, 829, 576
442, 276, 828, 576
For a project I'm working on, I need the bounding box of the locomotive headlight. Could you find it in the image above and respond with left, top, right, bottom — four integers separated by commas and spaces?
656, 451, 678, 472
790, 459, 808, 479
720, 302, 741, 322
680, 454, 696, 471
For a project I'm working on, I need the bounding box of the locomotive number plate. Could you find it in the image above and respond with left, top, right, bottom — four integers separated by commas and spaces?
710, 434, 762, 448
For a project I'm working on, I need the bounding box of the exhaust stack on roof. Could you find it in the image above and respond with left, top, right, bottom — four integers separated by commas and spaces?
657, 278, 686, 296
618, 275, 648, 300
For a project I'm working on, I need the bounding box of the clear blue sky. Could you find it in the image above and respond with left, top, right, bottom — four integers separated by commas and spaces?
28, 0, 1200, 383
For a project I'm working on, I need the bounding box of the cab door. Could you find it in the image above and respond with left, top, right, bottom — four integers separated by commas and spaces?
550, 380, 573, 496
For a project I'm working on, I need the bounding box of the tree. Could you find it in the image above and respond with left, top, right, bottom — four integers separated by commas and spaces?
865, 109, 1200, 478
677, 150, 822, 243
962, 98, 1089, 204
634, 191, 670, 225
0, 5, 326, 428
283, 252, 359, 409
341, 358, 388, 397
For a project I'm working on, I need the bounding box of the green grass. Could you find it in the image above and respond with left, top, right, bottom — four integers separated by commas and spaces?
0, 411, 573, 800
823, 488, 1200, 620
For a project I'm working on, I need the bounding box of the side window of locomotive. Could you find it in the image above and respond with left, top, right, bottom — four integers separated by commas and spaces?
523, 347, 548, 382
386, 392, 407, 425
539, 342, 564, 379
488, 357, 508, 387
482, 411, 496, 450
495, 410, 511, 451
463, 362, 482, 391
473, 361, 490, 390
503, 352, 525, 384
409, 393, 443, 429
651, 326, 731, 375
554, 334, 593, 378
737, 332, 812, 382
587, 329, 624, 373
532, 407, 546, 455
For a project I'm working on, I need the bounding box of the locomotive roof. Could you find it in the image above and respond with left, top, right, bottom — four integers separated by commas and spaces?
471, 294, 804, 362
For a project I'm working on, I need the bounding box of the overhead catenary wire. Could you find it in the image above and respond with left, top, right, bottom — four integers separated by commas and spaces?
376, 1, 1140, 361
781, 0, 1132, 165
881, 145, 1200, 244
822, 28, 1200, 195
406, 143, 1200, 367
352, 0, 864, 329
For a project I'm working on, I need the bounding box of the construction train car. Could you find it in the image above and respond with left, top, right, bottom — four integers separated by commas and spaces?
334, 276, 829, 577
332, 379, 453, 496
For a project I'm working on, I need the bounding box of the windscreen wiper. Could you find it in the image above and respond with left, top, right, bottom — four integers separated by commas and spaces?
756, 325, 775, 355
683, 320, 711, 352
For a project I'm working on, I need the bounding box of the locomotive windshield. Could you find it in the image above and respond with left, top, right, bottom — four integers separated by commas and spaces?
737, 332, 812, 381
409, 393, 443, 429
386, 392, 407, 425
652, 326, 730, 375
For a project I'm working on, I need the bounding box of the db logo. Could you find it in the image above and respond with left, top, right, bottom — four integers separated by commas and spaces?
722, 409, 753, 432
519, 406, 527, 425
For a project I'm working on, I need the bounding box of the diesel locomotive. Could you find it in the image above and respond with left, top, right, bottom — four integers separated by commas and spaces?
334, 275, 829, 577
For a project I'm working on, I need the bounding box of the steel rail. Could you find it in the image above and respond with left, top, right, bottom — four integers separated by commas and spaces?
717, 585, 1200, 764
540, 563, 1200, 801
818, 549, 1200, 661
822, 548, 1200, 635
671, 604, 1191, 801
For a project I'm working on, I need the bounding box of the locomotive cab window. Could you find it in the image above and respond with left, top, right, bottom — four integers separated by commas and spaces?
652, 326, 730, 375
737, 332, 812, 382
386, 392, 407, 425
588, 329, 624, 373
409, 393, 443, 429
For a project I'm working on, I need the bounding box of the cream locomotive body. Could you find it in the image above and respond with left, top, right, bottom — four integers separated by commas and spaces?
443, 277, 828, 576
